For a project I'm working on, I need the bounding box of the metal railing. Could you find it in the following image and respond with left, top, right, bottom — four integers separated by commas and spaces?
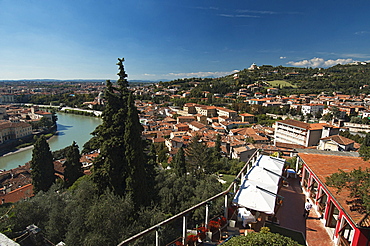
117, 149, 260, 246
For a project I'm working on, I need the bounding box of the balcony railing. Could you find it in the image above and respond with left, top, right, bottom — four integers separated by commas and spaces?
117, 149, 260, 246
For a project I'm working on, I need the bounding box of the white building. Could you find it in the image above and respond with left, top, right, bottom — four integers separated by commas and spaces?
274, 119, 339, 147
301, 104, 324, 116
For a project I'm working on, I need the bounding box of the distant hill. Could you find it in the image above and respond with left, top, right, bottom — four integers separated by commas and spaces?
0, 79, 169, 83
162, 62, 370, 96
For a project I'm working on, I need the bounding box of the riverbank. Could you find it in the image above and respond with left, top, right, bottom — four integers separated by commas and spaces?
0, 113, 102, 171
0, 132, 58, 158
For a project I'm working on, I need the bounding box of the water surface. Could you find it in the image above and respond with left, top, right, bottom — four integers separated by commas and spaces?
0, 113, 102, 170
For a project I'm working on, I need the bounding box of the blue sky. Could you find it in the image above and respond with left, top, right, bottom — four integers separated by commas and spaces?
1, 0, 369, 81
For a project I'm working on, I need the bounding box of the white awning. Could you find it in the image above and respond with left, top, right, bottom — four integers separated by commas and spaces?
233, 179, 277, 214
232, 155, 285, 215
253, 155, 285, 174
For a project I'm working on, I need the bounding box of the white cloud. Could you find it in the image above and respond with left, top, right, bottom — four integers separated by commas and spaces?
342, 53, 370, 59
355, 31, 370, 35
280, 56, 286, 59
287, 57, 357, 67
237, 9, 276, 15
218, 14, 259, 18
166, 70, 239, 78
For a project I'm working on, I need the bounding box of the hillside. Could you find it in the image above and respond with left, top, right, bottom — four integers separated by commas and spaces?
162, 62, 370, 96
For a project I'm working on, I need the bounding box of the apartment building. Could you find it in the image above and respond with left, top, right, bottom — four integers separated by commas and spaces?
274, 119, 339, 147
216, 107, 238, 120
0, 121, 32, 144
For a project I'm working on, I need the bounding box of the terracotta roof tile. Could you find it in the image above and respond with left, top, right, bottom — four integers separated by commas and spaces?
299, 153, 370, 227
320, 135, 354, 146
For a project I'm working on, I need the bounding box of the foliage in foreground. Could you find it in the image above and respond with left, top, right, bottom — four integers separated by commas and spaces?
222, 227, 302, 246
0, 168, 224, 245
326, 167, 370, 213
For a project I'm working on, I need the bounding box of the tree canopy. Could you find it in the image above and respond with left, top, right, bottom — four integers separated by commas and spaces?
326, 167, 370, 213
63, 141, 83, 188
89, 58, 155, 207
222, 227, 302, 246
30, 135, 55, 194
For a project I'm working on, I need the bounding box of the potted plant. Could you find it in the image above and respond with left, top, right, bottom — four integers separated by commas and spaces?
186, 234, 198, 246
218, 216, 227, 227
196, 226, 208, 240
208, 220, 221, 232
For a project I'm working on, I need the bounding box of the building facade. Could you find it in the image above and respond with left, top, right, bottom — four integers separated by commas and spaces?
297, 150, 370, 246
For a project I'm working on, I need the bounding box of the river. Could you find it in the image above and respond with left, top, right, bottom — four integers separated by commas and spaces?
0, 113, 102, 171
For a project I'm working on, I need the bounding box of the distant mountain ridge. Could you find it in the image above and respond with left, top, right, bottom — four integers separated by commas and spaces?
0, 79, 169, 83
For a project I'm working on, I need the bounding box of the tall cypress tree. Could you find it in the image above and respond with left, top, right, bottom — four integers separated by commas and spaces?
171, 147, 186, 177
92, 81, 128, 195
30, 135, 55, 193
124, 93, 148, 205
91, 58, 155, 205
63, 141, 83, 188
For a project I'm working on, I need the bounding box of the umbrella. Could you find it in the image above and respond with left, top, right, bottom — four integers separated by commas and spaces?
233, 179, 277, 214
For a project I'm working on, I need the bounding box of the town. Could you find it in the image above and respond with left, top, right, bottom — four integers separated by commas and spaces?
0, 62, 370, 246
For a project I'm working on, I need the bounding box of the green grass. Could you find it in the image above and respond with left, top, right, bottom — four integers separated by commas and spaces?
219, 174, 236, 188
265, 222, 306, 245
267, 80, 297, 88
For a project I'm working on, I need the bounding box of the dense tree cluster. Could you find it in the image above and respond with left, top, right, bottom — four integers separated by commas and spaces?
29, 93, 97, 108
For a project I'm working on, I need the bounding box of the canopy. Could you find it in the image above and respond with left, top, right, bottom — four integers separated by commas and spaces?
246, 165, 281, 187
253, 155, 285, 174
233, 179, 277, 214
232, 155, 285, 215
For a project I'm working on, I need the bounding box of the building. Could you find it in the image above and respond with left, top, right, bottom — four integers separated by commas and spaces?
301, 104, 325, 116
297, 150, 370, 246
274, 119, 339, 147
240, 113, 255, 123
216, 107, 238, 120
177, 116, 196, 124
317, 135, 356, 151
230, 145, 256, 162
0, 121, 33, 144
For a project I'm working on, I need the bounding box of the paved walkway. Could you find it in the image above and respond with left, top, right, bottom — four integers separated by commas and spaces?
276, 177, 334, 246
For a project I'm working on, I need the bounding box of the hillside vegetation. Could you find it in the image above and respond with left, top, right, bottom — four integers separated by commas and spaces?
161, 62, 370, 97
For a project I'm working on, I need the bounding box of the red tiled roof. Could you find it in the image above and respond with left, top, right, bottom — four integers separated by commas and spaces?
300, 153, 370, 227
320, 135, 354, 146
0, 184, 33, 203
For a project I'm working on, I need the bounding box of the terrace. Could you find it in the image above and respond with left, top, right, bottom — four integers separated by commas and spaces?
117, 151, 311, 246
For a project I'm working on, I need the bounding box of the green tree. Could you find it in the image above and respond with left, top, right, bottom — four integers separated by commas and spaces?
124, 93, 151, 206
171, 147, 186, 176
322, 113, 333, 122
214, 134, 222, 159
91, 58, 155, 207
326, 167, 370, 213
186, 135, 212, 177
30, 135, 55, 193
91, 59, 131, 196
63, 141, 83, 188
359, 133, 370, 160
38, 117, 53, 129
222, 227, 302, 246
